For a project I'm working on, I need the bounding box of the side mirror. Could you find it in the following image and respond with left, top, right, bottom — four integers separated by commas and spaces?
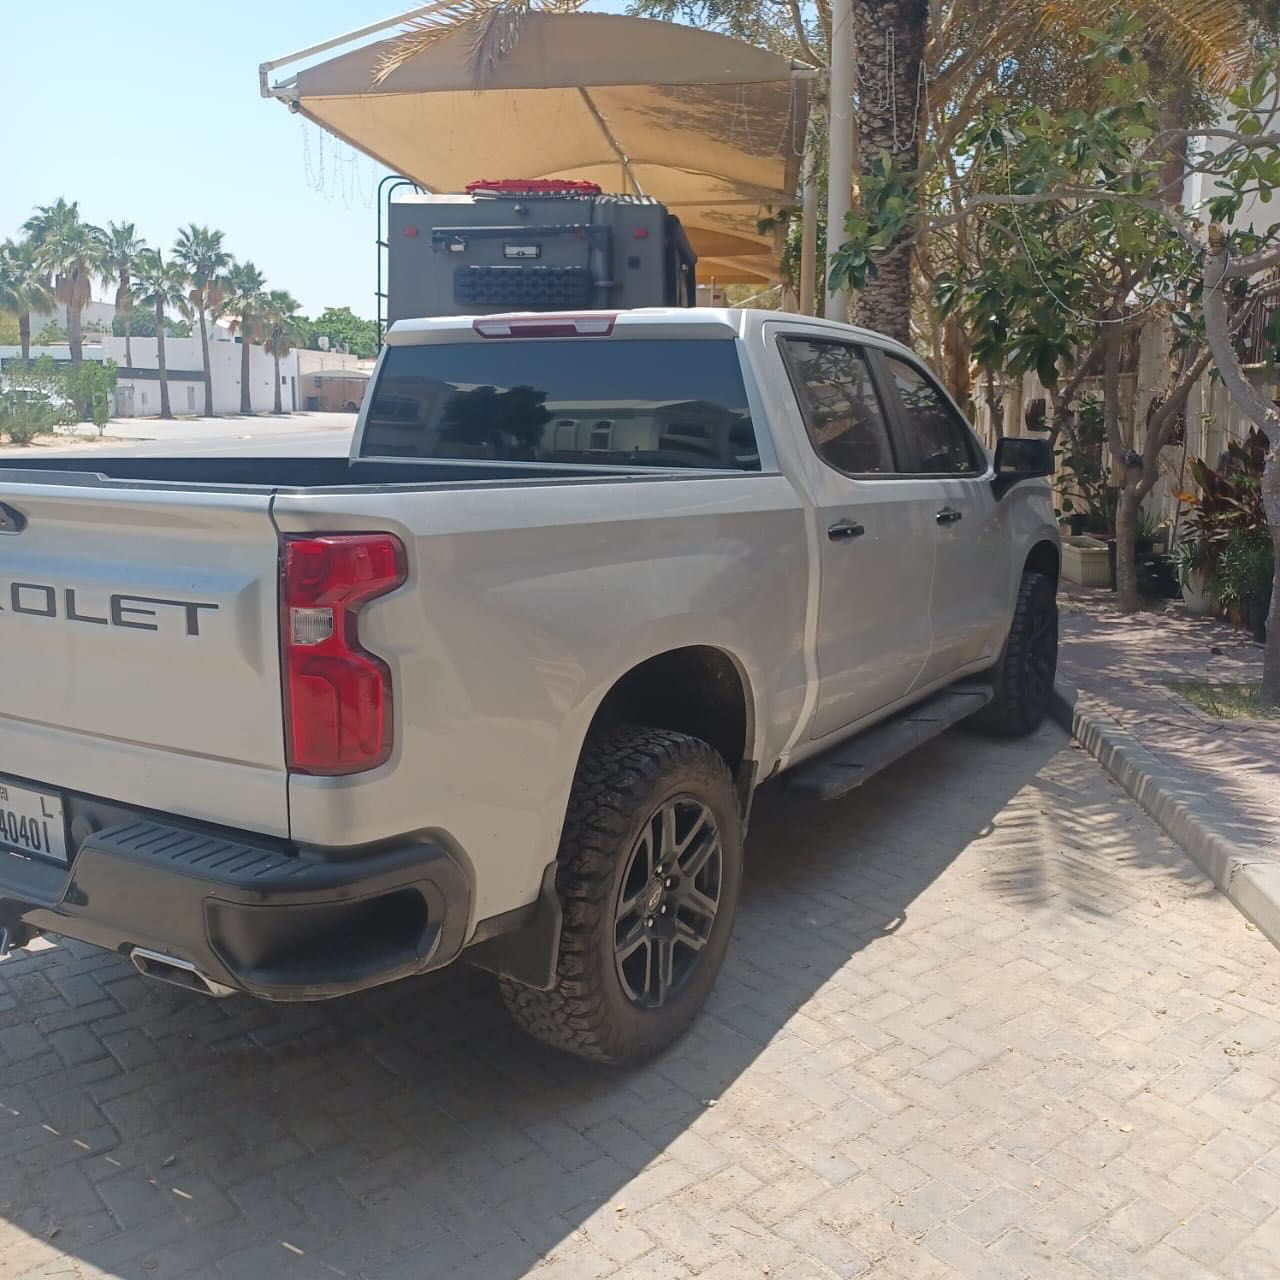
993, 436, 1053, 499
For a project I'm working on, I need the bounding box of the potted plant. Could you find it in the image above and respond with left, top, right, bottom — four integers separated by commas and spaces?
1056, 395, 1119, 586
1137, 509, 1168, 554
1172, 534, 1216, 615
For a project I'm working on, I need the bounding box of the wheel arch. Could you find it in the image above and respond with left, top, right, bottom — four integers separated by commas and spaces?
469, 647, 755, 996
1024, 538, 1061, 588
585, 645, 756, 797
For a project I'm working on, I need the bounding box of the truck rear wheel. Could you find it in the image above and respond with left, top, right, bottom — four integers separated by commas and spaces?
499, 726, 743, 1065
973, 570, 1058, 738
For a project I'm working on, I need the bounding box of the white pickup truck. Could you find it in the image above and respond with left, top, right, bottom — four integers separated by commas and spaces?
0, 309, 1059, 1064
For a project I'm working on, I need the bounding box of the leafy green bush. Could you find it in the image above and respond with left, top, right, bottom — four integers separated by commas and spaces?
1177, 428, 1273, 633
0, 390, 60, 445
1056, 395, 1116, 533
63, 360, 118, 435
33, 321, 68, 345
1216, 534, 1274, 612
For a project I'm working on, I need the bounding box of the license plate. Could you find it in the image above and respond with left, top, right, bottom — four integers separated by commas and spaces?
0, 779, 68, 864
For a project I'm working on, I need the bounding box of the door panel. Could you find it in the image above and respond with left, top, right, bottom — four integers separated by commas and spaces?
775, 337, 936, 738
922, 477, 1010, 683
877, 353, 1010, 686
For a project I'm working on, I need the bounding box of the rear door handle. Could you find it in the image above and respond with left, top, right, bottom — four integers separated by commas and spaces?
827, 520, 866, 541
936, 507, 963, 525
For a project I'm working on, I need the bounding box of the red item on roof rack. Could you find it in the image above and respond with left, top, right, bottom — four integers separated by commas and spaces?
465, 178, 603, 196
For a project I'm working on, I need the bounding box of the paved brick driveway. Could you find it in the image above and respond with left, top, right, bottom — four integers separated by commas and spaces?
2, 724, 1277, 1280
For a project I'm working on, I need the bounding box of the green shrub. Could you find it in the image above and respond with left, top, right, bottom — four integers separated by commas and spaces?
0, 392, 58, 445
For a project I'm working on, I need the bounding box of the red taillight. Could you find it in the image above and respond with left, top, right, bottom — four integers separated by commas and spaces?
280, 534, 407, 776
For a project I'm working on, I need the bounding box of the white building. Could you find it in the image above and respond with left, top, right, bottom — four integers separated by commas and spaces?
1, 332, 298, 418
103, 333, 298, 417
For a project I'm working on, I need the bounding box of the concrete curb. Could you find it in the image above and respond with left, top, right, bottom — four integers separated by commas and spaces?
1050, 682, 1280, 950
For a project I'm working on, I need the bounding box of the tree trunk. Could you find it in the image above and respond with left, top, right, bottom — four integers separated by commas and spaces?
68, 302, 83, 370
1264, 473, 1280, 706
1101, 322, 1141, 612
983, 367, 1003, 439
124, 314, 133, 371
943, 313, 971, 407
273, 349, 283, 415
197, 304, 213, 417
18, 312, 30, 363
1156, 75, 1192, 209
155, 300, 172, 420
240, 325, 252, 415
1114, 483, 1141, 611
850, 0, 929, 346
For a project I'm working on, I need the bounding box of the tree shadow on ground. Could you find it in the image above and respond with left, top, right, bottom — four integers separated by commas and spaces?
0, 725, 1220, 1280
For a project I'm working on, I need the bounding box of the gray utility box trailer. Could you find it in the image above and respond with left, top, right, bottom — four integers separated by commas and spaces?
386, 186, 697, 323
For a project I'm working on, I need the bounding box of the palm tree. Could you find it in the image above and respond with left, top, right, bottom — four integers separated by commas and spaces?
846, 0, 929, 343
223, 261, 267, 415
174, 225, 231, 417
22, 198, 102, 368
97, 221, 145, 370
260, 290, 303, 414
132, 250, 190, 420
0, 239, 54, 363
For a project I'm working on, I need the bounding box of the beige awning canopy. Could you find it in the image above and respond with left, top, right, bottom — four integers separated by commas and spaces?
263, 12, 813, 284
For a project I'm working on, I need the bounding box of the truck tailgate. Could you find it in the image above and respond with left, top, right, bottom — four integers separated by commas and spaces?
0, 480, 289, 837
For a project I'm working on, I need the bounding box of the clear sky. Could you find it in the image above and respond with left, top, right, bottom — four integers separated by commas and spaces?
4, 0, 627, 319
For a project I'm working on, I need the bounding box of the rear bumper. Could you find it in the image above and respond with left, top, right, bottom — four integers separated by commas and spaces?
0, 812, 472, 1001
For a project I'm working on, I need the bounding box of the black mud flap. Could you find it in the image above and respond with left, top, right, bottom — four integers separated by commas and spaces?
465, 861, 564, 991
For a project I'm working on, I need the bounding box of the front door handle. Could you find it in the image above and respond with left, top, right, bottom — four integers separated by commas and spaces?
828, 519, 866, 541
936, 507, 963, 525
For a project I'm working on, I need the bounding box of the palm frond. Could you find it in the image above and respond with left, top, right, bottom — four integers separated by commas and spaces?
1038, 0, 1255, 90
469, 4, 526, 85
372, 0, 496, 84
372, 0, 589, 86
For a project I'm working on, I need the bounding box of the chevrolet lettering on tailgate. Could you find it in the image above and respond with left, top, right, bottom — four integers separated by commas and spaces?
0, 582, 218, 635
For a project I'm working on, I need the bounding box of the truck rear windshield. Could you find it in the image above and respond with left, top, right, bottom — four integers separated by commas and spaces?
360, 338, 759, 471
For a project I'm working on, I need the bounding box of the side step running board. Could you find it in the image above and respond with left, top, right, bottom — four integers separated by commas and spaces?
786, 683, 993, 802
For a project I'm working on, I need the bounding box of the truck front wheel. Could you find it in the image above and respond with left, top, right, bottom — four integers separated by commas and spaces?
973, 570, 1059, 738
499, 726, 743, 1065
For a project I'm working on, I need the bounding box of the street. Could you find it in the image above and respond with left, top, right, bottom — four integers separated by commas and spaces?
0, 413, 356, 461
2, 724, 1277, 1280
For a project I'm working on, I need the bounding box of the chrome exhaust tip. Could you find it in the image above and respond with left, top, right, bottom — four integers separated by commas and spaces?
130, 947, 236, 998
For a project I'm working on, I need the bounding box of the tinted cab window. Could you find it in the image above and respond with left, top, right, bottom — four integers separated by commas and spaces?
780, 339, 897, 475
362, 338, 759, 470
883, 356, 983, 475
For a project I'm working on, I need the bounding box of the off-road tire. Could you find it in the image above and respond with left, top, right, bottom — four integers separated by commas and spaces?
972, 571, 1059, 738
499, 726, 743, 1065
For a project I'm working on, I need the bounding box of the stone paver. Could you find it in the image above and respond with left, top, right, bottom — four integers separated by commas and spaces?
2, 724, 1278, 1280
1057, 589, 1280, 944
1058, 589, 1279, 857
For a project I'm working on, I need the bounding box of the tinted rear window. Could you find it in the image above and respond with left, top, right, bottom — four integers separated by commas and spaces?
360, 338, 759, 470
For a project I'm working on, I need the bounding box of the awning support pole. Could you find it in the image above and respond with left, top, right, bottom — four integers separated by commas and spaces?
825, 0, 853, 321
259, 0, 455, 96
